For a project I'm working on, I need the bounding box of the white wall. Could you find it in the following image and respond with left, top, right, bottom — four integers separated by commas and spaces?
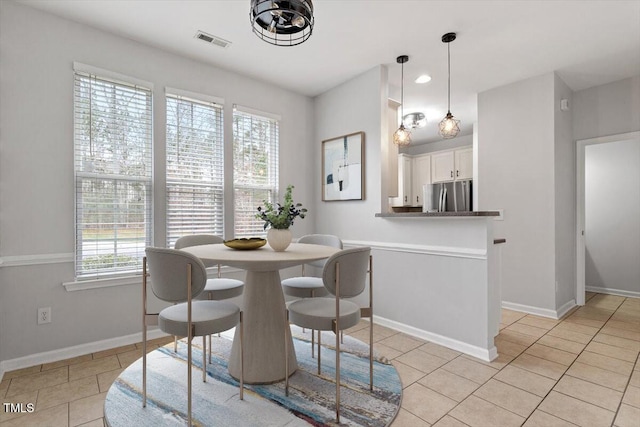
0, 2, 315, 363
477, 73, 557, 312
585, 139, 640, 294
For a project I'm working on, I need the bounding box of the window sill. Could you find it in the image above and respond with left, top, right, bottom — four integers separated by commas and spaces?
63, 275, 140, 292
63, 267, 245, 292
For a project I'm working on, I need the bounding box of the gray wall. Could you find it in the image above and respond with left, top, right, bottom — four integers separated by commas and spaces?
554, 74, 576, 310
573, 76, 640, 141
585, 139, 640, 294
0, 2, 315, 362
477, 73, 557, 312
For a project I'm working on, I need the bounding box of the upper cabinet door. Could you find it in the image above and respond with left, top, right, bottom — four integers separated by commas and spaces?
454, 147, 473, 180
431, 151, 455, 183
412, 155, 430, 205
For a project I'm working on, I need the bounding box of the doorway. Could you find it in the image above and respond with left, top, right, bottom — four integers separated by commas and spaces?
576, 131, 640, 306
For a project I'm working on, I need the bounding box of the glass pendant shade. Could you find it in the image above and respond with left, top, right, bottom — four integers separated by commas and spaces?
250, 0, 314, 47
439, 111, 460, 139
393, 124, 412, 146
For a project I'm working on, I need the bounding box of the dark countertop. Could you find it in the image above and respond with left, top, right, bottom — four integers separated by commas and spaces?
376, 211, 500, 218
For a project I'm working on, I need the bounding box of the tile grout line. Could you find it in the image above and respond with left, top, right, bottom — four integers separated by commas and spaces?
514, 296, 624, 426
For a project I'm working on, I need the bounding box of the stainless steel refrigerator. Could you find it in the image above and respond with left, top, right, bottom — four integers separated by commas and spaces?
422, 180, 472, 212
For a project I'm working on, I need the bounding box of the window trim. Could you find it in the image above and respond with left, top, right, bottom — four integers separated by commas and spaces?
73, 65, 154, 280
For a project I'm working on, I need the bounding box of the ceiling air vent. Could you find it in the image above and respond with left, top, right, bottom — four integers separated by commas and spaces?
194, 31, 231, 48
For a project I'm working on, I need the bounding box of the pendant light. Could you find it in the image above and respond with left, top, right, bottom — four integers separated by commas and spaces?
393, 55, 411, 147
439, 32, 461, 139
250, 0, 314, 47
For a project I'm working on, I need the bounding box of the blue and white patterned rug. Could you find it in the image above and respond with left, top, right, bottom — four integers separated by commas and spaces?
104, 328, 402, 426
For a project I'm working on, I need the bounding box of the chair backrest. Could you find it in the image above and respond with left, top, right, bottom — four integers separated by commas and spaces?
174, 235, 224, 269
145, 247, 208, 303
322, 247, 371, 298
299, 234, 343, 269
174, 234, 224, 249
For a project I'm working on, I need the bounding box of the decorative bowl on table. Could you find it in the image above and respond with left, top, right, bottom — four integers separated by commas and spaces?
223, 238, 267, 250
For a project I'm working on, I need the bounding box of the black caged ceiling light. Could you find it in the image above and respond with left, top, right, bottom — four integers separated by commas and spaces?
250, 0, 314, 47
439, 32, 461, 139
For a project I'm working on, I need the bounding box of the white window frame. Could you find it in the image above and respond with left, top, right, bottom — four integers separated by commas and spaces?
165, 88, 225, 247
73, 63, 153, 280
232, 105, 280, 238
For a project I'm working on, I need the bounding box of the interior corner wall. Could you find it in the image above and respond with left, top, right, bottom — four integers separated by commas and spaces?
477, 73, 557, 312
0, 2, 314, 363
553, 74, 576, 309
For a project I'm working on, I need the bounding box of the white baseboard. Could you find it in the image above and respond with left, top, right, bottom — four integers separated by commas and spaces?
372, 315, 497, 362
556, 299, 578, 319
0, 329, 170, 381
586, 286, 640, 299
501, 299, 577, 320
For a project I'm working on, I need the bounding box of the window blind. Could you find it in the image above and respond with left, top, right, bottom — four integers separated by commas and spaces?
166, 94, 224, 248
233, 109, 279, 237
74, 71, 153, 279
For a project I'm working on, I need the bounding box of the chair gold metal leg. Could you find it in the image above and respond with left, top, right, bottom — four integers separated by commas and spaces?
317, 329, 321, 375
142, 257, 147, 408
311, 329, 315, 358
208, 334, 212, 364
240, 311, 244, 400
202, 336, 206, 382
335, 319, 341, 424
285, 310, 289, 396
187, 264, 193, 427
335, 261, 341, 424
174, 335, 177, 353
341, 330, 344, 344
369, 254, 374, 391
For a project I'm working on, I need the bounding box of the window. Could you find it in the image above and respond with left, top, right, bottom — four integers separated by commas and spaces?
74, 67, 153, 279
166, 92, 224, 248
233, 108, 279, 237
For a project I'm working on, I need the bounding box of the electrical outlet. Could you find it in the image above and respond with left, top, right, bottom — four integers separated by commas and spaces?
38, 307, 51, 325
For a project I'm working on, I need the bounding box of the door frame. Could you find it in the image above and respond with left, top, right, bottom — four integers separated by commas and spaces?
576, 131, 640, 305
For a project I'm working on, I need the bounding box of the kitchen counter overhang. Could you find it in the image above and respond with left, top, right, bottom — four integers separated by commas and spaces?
376, 211, 499, 218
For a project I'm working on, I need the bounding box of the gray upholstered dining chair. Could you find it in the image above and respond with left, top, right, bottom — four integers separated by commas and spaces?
285, 246, 373, 424
175, 235, 245, 361
281, 234, 343, 357
142, 247, 244, 426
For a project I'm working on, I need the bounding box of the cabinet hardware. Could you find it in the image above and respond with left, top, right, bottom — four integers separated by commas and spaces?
404, 195, 407, 202
450, 170, 453, 178
456, 170, 459, 177
416, 196, 419, 203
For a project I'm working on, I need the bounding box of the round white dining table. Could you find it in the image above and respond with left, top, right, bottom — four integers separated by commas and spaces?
180, 242, 340, 384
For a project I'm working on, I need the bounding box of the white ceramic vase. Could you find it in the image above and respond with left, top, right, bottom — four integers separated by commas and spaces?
267, 228, 292, 252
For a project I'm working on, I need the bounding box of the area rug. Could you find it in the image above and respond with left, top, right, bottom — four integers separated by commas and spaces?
104, 327, 402, 427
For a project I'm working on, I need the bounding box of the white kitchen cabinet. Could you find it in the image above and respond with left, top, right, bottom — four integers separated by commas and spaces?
431, 151, 455, 183
454, 147, 473, 180
397, 154, 412, 206
431, 146, 473, 183
411, 154, 431, 206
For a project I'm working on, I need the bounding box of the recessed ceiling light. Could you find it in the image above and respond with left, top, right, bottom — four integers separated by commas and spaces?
415, 74, 432, 84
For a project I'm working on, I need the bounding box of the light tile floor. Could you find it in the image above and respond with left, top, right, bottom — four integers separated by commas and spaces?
1, 292, 638, 426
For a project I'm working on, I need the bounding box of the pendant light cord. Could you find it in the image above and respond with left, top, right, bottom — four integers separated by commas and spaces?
400, 60, 405, 119
447, 41, 451, 113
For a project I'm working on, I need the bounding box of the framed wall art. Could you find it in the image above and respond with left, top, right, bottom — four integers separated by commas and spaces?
322, 131, 365, 201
